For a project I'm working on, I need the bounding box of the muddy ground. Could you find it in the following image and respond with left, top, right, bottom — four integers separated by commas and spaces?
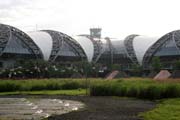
48, 96, 155, 120
0, 95, 155, 120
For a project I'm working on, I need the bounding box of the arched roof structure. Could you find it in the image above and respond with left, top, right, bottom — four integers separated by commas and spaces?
143, 30, 180, 66
124, 34, 139, 64
28, 30, 87, 62
0, 24, 43, 59
133, 36, 160, 65
72, 35, 94, 62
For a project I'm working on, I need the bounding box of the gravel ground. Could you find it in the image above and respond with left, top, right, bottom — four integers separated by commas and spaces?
47, 96, 155, 120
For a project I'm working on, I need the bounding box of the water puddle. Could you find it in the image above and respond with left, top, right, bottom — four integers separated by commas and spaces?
0, 97, 84, 120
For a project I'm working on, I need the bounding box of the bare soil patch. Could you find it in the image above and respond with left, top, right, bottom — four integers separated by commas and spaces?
48, 96, 155, 120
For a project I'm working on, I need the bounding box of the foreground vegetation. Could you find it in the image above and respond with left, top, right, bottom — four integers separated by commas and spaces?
140, 98, 180, 120
0, 89, 86, 96
0, 78, 180, 120
0, 79, 87, 92
1, 78, 180, 100
90, 79, 180, 100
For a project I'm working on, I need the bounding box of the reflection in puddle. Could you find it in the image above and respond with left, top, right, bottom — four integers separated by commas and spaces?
35, 109, 43, 114
31, 105, 38, 109
64, 103, 70, 107
0, 98, 84, 120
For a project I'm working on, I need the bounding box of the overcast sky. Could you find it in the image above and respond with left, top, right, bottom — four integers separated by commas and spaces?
0, 0, 180, 39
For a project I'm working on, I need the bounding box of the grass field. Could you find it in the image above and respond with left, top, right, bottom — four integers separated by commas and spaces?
140, 98, 180, 120
0, 89, 86, 95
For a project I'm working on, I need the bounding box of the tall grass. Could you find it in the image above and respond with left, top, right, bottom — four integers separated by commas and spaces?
90, 79, 180, 100
0, 79, 86, 92
1, 78, 180, 100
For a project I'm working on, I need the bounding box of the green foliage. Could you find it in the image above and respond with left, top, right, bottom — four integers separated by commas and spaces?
140, 98, 180, 120
0, 89, 86, 96
111, 64, 121, 71
0, 79, 86, 92
75, 61, 105, 77
2, 78, 180, 100
151, 57, 162, 72
90, 79, 180, 100
174, 60, 180, 70
130, 64, 143, 76
0, 81, 20, 92
0, 60, 104, 78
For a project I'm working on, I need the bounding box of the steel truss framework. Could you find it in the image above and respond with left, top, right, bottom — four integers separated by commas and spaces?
0, 24, 43, 59
0, 24, 10, 56
173, 30, 180, 50
124, 34, 139, 64
105, 37, 114, 64
43, 30, 86, 62
143, 30, 180, 68
95, 37, 114, 64
83, 36, 104, 63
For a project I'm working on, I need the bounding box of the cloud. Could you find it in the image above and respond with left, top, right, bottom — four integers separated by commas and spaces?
0, 0, 180, 39
0, 0, 31, 9
0, 0, 34, 22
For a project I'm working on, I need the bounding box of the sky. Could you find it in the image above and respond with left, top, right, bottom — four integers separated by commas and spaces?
0, 0, 180, 39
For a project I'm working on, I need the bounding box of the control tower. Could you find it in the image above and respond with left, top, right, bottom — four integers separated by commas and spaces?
90, 28, 102, 39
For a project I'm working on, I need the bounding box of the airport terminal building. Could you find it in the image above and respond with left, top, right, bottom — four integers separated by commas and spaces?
0, 23, 180, 71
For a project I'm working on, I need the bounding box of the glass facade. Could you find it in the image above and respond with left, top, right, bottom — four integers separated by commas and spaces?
155, 39, 180, 56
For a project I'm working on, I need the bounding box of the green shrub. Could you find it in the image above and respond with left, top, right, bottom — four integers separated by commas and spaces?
0, 79, 86, 92
61, 81, 80, 90
162, 84, 180, 98
90, 79, 180, 100
46, 82, 61, 90
0, 81, 20, 92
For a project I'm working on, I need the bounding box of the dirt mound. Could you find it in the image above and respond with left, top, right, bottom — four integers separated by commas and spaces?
154, 70, 171, 80
106, 71, 128, 80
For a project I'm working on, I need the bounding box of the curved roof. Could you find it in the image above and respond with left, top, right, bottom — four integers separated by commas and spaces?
143, 30, 180, 65
27, 31, 53, 61
171, 30, 180, 50
73, 35, 94, 62
0, 24, 43, 59
28, 30, 86, 62
111, 40, 127, 54
133, 35, 160, 65
124, 34, 139, 64
0, 24, 11, 55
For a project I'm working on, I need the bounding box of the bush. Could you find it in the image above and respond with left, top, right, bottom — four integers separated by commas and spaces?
90, 79, 180, 100
61, 81, 81, 90
151, 57, 162, 72
0, 79, 86, 92
0, 81, 20, 92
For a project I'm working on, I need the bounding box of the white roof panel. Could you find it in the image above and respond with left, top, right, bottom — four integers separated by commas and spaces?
73, 36, 94, 62
27, 31, 53, 61
133, 36, 160, 65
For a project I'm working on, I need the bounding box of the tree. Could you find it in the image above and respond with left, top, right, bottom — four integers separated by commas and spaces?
111, 64, 121, 71
131, 63, 143, 76
151, 57, 162, 72
174, 60, 180, 70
